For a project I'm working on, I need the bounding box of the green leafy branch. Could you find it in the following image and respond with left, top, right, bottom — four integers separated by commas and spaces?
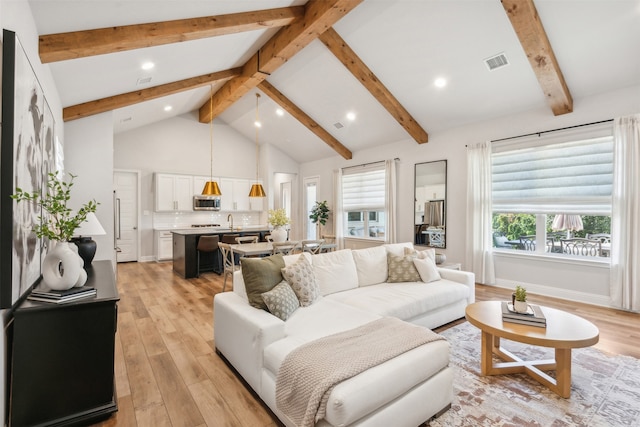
309, 200, 330, 226
11, 172, 99, 242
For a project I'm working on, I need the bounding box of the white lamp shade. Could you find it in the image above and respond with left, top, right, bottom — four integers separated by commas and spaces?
75, 212, 106, 236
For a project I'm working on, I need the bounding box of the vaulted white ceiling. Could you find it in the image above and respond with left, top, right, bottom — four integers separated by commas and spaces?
29, 0, 640, 163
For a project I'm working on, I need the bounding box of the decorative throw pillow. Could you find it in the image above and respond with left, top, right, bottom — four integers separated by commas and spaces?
261, 280, 300, 321
413, 257, 441, 283
387, 253, 422, 283
404, 247, 436, 263
241, 253, 285, 310
281, 254, 319, 307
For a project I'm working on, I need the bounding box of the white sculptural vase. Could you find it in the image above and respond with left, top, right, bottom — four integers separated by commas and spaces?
42, 241, 85, 290
271, 226, 287, 243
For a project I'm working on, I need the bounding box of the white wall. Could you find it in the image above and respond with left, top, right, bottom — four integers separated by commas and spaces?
300, 83, 640, 307
1, 1, 65, 424
64, 113, 115, 264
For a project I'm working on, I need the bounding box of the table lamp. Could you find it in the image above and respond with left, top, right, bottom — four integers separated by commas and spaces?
71, 212, 106, 267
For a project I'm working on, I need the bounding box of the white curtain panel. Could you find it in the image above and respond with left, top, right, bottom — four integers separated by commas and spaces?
610, 114, 640, 311
384, 159, 397, 243
466, 141, 495, 284
333, 168, 345, 250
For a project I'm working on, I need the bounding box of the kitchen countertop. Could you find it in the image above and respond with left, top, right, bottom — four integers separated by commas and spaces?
169, 227, 270, 236
154, 225, 270, 232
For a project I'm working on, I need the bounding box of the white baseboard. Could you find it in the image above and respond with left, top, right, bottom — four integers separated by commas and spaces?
493, 279, 612, 308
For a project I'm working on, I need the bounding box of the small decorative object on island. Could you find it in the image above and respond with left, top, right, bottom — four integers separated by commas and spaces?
268, 208, 289, 242
12, 172, 98, 290
512, 285, 528, 313
309, 200, 330, 238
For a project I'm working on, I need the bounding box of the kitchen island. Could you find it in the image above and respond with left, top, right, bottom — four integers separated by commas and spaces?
172, 227, 270, 279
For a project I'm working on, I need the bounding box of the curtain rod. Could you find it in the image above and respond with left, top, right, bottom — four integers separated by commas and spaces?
342, 157, 400, 171
490, 118, 613, 143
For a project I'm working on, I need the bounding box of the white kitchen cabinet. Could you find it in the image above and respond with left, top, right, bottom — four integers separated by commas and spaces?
155, 173, 193, 211
218, 178, 258, 211
155, 230, 174, 261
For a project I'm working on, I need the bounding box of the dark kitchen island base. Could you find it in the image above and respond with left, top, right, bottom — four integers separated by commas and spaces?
172, 229, 269, 279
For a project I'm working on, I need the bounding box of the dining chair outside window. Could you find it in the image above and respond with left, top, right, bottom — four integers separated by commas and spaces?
272, 241, 301, 255
586, 233, 611, 244
235, 235, 258, 244
196, 235, 219, 277
518, 235, 536, 251
560, 238, 602, 257
218, 242, 240, 292
302, 239, 325, 254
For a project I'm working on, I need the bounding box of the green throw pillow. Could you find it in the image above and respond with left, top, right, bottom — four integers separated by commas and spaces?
387, 253, 422, 283
241, 253, 285, 310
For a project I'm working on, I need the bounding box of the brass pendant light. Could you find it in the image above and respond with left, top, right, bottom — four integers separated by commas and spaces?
249, 93, 266, 198
202, 85, 221, 196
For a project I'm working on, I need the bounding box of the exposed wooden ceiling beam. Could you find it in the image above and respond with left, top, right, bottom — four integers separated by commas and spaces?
319, 28, 429, 144
258, 81, 352, 160
502, 0, 573, 115
199, 0, 363, 124
63, 68, 241, 122
39, 7, 304, 63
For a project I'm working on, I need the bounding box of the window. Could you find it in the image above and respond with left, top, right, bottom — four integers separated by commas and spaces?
304, 177, 319, 239
491, 125, 613, 259
342, 164, 386, 240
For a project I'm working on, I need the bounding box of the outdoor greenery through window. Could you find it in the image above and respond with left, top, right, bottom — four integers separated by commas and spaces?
491, 123, 613, 259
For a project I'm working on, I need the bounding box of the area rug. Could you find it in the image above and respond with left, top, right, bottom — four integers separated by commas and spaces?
430, 322, 640, 426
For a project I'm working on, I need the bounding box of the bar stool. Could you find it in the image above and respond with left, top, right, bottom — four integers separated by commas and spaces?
196, 235, 219, 277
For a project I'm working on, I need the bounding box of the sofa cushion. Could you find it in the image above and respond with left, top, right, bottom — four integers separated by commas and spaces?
241, 253, 285, 310
312, 249, 359, 296
281, 254, 320, 307
387, 253, 421, 283
261, 280, 299, 321
326, 280, 470, 322
384, 242, 414, 256
282, 252, 312, 267
352, 245, 388, 286
413, 257, 441, 283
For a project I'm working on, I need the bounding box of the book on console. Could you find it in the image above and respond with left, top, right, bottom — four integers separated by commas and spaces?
31, 285, 96, 299
501, 301, 546, 326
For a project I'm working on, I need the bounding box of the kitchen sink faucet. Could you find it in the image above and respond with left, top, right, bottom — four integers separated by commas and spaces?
227, 214, 234, 231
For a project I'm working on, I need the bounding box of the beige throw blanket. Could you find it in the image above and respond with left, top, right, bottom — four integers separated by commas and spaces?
275, 317, 445, 427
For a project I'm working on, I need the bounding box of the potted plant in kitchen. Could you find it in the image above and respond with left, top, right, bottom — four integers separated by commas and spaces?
12, 172, 98, 290
512, 285, 528, 313
309, 200, 330, 238
268, 208, 289, 242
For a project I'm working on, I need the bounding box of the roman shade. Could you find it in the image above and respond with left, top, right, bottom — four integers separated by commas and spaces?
342, 164, 385, 211
492, 131, 613, 215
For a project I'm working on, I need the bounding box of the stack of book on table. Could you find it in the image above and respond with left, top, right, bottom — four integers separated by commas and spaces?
501, 301, 546, 328
28, 286, 96, 304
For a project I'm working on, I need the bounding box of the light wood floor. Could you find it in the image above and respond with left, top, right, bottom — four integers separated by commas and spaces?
96, 261, 640, 426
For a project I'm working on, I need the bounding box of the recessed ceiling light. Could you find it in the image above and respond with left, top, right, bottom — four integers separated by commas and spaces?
275, 108, 285, 117
164, 106, 172, 112
254, 120, 262, 128
434, 78, 447, 88
346, 111, 356, 121
141, 62, 155, 71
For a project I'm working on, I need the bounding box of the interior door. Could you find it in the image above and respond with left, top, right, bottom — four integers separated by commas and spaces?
113, 171, 139, 262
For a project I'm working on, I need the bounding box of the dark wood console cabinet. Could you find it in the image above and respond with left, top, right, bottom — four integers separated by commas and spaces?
9, 261, 119, 426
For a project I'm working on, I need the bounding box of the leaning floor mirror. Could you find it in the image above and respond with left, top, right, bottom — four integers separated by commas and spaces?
414, 160, 447, 248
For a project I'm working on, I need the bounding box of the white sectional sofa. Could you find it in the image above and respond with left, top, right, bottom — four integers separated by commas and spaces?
214, 242, 475, 427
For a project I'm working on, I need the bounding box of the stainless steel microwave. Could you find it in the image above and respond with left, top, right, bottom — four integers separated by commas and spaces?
193, 195, 221, 211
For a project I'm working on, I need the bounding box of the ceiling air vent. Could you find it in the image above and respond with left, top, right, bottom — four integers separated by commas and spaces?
484, 53, 509, 71
136, 76, 153, 85
334, 122, 344, 129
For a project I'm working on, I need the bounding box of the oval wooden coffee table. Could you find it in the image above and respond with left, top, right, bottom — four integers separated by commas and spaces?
465, 301, 599, 398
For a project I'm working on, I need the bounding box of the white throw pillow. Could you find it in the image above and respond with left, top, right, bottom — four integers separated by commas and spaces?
413, 257, 441, 283
352, 246, 388, 286
282, 252, 312, 267
312, 249, 359, 296
281, 255, 319, 307
404, 247, 436, 263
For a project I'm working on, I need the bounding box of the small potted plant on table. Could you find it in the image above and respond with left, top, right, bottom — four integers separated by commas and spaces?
512, 285, 528, 313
